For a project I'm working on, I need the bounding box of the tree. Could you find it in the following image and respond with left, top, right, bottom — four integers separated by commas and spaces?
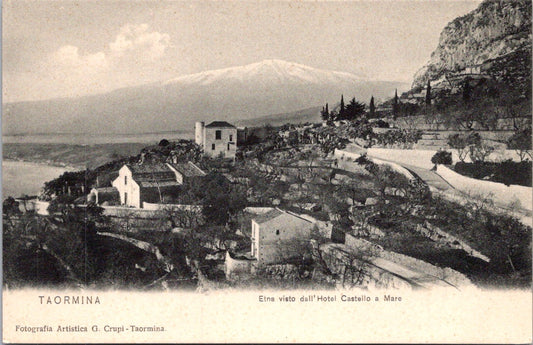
447, 133, 469, 162
465, 133, 494, 163
369, 96, 376, 118
339, 95, 345, 119
321, 104, 329, 122
156, 205, 204, 230
192, 172, 247, 226
431, 150, 452, 165
316, 127, 349, 156
392, 89, 399, 119
507, 126, 532, 161
343, 97, 366, 121
426, 80, 432, 106
3, 197, 20, 217
484, 213, 532, 273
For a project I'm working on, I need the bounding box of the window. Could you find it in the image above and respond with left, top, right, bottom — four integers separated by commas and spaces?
124, 192, 128, 205
229, 134, 233, 142
227, 143, 230, 150
215, 130, 221, 140
275, 230, 280, 235
211, 143, 215, 150
124, 175, 127, 185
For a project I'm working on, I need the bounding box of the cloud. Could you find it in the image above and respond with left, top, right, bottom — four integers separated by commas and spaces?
109, 24, 170, 61
41, 24, 171, 99
52, 24, 170, 68
52, 45, 108, 70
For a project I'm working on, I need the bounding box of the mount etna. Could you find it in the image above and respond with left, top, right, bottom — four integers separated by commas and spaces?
3, 59, 408, 135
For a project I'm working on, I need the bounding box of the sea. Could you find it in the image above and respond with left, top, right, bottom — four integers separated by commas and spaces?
2, 131, 195, 198
3, 131, 193, 145
1, 160, 78, 198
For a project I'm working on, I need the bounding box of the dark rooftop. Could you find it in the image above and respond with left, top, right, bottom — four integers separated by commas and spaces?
126, 163, 177, 184
168, 161, 206, 177
127, 163, 174, 175
252, 209, 284, 224
205, 121, 235, 128
252, 208, 314, 225
137, 181, 181, 188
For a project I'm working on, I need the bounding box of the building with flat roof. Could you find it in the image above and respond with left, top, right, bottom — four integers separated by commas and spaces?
195, 121, 237, 159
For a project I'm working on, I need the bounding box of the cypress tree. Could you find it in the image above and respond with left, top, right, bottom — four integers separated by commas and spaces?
369, 96, 375, 118
463, 79, 471, 103
321, 103, 330, 123
339, 95, 345, 120
392, 89, 399, 118
426, 80, 432, 106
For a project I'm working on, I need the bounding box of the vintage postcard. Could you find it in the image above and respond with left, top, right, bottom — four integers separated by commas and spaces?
2, 0, 532, 343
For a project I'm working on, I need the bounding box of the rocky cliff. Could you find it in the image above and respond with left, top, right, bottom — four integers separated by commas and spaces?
412, 0, 531, 90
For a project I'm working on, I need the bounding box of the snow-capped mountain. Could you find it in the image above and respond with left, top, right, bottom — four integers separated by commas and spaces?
4, 60, 407, 135
164, 59, 367, 86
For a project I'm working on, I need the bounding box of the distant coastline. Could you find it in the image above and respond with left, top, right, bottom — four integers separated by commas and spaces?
3, 131, 193, 145
2, 160, 78, 198
2, 157, 83, 171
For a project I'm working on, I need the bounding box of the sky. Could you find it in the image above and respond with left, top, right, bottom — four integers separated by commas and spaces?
3, 0, 481, 102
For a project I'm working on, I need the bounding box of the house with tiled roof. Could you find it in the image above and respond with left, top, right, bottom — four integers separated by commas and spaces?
251, 208, 317, 266
111, 161, 206, 208
167, 161, 206, 184
195, 121, 237, 159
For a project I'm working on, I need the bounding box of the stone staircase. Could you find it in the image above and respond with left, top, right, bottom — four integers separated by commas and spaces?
415, 130, 513, 150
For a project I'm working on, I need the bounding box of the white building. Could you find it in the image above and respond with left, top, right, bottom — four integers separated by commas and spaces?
195, 121, 237, 159
250, 208, 317, 267
111, 162, 205, 208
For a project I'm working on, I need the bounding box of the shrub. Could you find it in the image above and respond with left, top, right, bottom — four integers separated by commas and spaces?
454, 161, 532, 187
374, 129, 422, 148
431, 150, 452, 165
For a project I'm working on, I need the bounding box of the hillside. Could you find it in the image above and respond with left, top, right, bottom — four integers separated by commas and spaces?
3, 59, 408, 136
234, 106, 322, 128
412, 0, 531, 92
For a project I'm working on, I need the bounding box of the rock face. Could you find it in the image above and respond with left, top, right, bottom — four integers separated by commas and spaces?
412, 0, 531, 90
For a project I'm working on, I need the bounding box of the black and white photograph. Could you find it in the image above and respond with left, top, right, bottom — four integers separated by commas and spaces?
2, 0, 532, 343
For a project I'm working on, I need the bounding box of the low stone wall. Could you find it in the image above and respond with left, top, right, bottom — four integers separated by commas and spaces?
319, 242, 412, 290
142, 202, 202, 212
335, 147, 416, 180
344, 234, 473, 289
334, 147, 364, 161
244, 207, 275, 214
415, 221, 490, 262
100, 205, 159, 218
393, 116, 530, 131
435, 165, 532, 211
